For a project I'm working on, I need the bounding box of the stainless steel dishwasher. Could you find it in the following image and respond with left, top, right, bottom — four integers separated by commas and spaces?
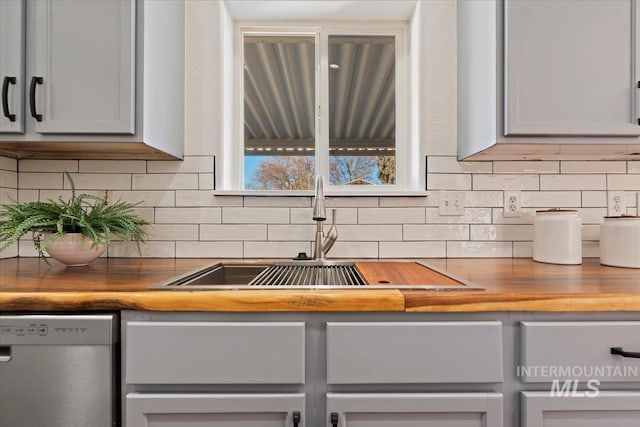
0, 314, 119, 427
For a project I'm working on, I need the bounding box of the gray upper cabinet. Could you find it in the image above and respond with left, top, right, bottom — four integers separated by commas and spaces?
0, 0, 184, 160
31, 0, 135, 134
0, 0, 25, 134
458, 0, 640, 160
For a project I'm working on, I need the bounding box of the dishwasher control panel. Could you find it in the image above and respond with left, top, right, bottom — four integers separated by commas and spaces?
0, 315, 117, 345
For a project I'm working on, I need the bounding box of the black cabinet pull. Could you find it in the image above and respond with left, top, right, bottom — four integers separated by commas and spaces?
29, 76, 43, 122
611, 347, 640, 358
292, 411, 300, 427
2, 76, 16, 122
330, 412, 338, 427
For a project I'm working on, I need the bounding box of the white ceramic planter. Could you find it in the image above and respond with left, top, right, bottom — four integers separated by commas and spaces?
600, 216, 640, 268
44, 233, 106, 267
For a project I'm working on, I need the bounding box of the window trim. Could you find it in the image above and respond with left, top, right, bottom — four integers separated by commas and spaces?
222, 20, 417, 194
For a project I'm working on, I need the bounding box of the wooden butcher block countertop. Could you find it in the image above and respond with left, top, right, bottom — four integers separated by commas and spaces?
1, 257, 640, 312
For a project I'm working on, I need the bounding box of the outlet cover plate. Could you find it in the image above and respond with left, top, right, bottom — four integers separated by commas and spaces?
503, 191, 521, 218
607, 191, 625, 216
439, 191, 465, 216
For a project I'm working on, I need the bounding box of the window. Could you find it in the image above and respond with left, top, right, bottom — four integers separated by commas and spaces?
234, 22, 410, 193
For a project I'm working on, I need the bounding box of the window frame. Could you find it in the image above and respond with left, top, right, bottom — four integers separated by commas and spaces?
226, 20, 416, 194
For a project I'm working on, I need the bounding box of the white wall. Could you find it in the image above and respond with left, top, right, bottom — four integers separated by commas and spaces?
4, 1, 640, 259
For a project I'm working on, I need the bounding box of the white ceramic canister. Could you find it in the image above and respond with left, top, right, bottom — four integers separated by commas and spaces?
600, 216, 640, 268
533, 209, 582, 265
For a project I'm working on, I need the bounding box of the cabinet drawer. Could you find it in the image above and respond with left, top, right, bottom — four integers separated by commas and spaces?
126, 322, 304, 384
326, 322, 503, 384
521, 321, 640, 383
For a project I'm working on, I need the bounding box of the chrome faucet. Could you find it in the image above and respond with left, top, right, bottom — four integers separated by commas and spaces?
312, 175, 337, 260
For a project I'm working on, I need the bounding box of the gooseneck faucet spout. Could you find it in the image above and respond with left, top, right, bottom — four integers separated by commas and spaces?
312, 175, 337, 260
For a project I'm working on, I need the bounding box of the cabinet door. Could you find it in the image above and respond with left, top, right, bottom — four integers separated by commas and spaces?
504, 0, 640, 136
522, 391, 640, 427
31, 0, 135, 134
327, 393, 502, 427
126, 393, 305, 427
0, 0, 25, 133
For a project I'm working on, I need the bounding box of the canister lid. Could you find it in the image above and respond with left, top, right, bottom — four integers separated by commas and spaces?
604, 214, 640, 219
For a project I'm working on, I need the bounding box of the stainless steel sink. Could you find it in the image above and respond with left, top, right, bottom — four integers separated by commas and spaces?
151, 261, 483, 291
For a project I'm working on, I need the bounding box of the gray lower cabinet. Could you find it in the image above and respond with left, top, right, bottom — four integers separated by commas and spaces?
126, 393, 305, 427
0, 0, 25, 134
521, 391, 640, 427
327, 393, 503, 427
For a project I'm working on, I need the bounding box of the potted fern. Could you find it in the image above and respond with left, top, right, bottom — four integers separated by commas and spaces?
0, 172, 150, 266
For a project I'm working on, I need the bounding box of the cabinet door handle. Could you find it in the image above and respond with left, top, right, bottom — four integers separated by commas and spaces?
0, 346, 11, 362
292, 411, 300, 427
29, 76, 43, 122
330, 412, 338, 427
611, 347, 640, 358
2, 76, 16, 122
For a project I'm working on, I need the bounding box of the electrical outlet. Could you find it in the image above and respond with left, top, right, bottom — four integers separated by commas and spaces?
503, 191, 521, 218
607, 191, 625, 216
439, 191, 465, 216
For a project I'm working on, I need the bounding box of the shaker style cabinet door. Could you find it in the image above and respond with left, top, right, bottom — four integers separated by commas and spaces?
522, 392, 640, 427
126, 393, 305, 427
327, 393, 503, 427
0, 0, 25, 134
30, 0, 135, 134
504, 0, 640, 136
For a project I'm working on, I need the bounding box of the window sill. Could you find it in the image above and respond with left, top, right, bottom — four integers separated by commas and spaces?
212, 189, 429, 197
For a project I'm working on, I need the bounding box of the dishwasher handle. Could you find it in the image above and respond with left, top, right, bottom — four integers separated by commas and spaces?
0, 346, 11, 362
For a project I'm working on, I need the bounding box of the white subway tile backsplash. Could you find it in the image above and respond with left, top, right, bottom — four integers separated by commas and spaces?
464, 191, 503, 207
222, 207, 289, 224
148, 156, 213, 173
561, 161, 626, 174
108, 241, 176, 258
473, 174, 539, 190
379, 196, 432, 207
245, 196, 311, 207
0, 243, 17, 258
19, 173, 63, 189
290, 207, 358, 224
403, 224, 468, 241
513, 242, 532, 258
447, 241, 512, 258
201, 224, 267, 241
582, 224, 600, 241
427, 156, 492, 173
581, 191, 607, 207
176, 191, 243, 207
132, 173, 198, 190
470, 224, 533, 241
521, 191, 581, 208
0, 188, 17, 204
0, 156, 17, 171
338, 225, 403, 241
267, 224, 316, 241
493, 161, 559, 174
148, 224, 199, 241
326, 197, 378, 207
379, 241, 446, 258
199, 173, 214, 190
582, 241, 599, 258
427, 173, 472, 190
68, 173, 131, 190
79, 160, 146, 173
607, 174, 640, 190
629, 161, 640, 173
540, 174, 606, 190
425, 207, 492, 224
0, 170, 17, 188
358, 207, 425, 224
156, 207, 221, 224
112, 190, 175, 207
328, 241, 379, 258
176, 241, 242, 258
20, 160, 78, 173
492, 208, 535, 225
17, 189, 38, 203
243, 241, 310, 258
575, 207, 607, 225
